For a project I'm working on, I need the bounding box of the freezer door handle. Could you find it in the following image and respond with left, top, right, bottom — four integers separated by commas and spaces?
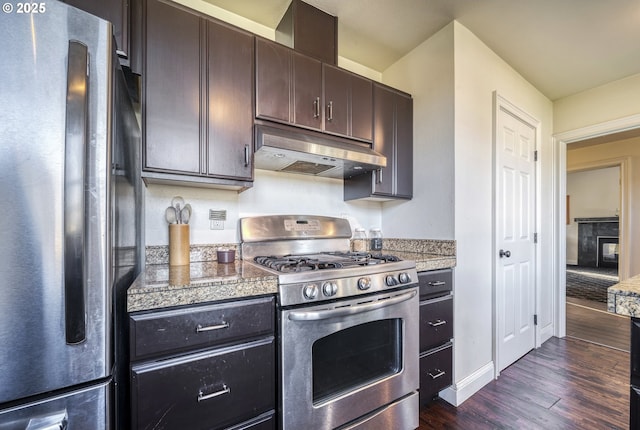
63, 40, 89, 345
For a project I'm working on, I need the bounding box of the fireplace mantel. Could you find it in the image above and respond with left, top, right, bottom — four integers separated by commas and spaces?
574, 217, 619, 223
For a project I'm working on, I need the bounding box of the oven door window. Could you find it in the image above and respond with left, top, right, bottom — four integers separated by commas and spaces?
312, 318, 402, 404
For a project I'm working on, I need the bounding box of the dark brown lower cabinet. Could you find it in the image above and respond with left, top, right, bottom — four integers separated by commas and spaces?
630, 318, 640, 428
132, 339, 274, 429
130, 296, 276, 430
420, 342, 453, 404
418, 269, 454, 405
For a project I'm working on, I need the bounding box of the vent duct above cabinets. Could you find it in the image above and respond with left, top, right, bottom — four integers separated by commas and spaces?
254, 122, 386, 179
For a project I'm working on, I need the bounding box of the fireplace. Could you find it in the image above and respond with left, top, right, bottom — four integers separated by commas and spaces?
597, 236, 619, 268
575, 217, 618, 268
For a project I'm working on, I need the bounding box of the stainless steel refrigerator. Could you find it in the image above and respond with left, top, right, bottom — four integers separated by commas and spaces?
0, 1, 141, 428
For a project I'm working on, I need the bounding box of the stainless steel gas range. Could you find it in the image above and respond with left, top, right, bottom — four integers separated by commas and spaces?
240, 215, 419, 430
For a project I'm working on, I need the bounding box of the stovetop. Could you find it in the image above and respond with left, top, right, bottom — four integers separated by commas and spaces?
239, 215, 418, 306
253, 252, 402, 273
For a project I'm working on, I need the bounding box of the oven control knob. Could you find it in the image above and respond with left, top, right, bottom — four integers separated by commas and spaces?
385, 275, 399, 286
357, 277, 371, 290
322, 281, 338, 297
398, 272, 412, 284
303, 284, 319, 300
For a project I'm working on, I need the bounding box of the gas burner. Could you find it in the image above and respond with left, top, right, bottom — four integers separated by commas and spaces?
327, 252, 401, 264
254, 256, 343, 273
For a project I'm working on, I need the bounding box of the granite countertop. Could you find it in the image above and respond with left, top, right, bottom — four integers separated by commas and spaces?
608, 274, 640, 317
128, 239, 457, 313
127, 261, 278, 313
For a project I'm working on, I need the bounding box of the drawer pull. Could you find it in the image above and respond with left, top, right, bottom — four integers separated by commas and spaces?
428, 281, 446, 287
428, 319, 447, 327
428, 369, 446, 380
195, 322, 229, 333
197, 384, 230, 402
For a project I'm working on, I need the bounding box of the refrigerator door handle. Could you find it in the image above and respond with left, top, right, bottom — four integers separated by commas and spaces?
26, 411, 68, 429
63, 41, 89, 345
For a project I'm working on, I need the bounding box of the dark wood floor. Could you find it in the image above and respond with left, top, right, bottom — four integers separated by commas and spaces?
418, 337, 630, 429
566, 297, 630, 352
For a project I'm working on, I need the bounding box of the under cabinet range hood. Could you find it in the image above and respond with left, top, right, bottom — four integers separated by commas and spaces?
254, 122, 386, 179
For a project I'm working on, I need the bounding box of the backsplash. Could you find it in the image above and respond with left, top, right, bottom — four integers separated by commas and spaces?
146, 243, 239, 265
145, 239, 456, 266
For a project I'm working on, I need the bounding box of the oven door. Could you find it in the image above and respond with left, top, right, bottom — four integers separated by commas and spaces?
280, 287, 419, 430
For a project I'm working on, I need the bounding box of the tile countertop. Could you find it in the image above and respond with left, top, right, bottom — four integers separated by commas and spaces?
608, 274, 640, 317
128, 239, 457, 313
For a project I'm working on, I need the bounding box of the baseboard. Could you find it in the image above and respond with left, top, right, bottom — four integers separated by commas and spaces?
567, 260, 578, 266
437, 361, 495, 406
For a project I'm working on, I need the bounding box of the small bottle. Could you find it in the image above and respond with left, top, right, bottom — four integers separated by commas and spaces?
369, 228, 383, 251
352, 228, 368, 252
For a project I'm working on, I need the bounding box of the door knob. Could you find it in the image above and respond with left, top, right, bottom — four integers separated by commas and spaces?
499, 249, 511, 258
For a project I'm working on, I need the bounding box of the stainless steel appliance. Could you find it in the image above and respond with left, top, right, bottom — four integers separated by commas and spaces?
240, 215, 419, 430
0, 1, 141, 428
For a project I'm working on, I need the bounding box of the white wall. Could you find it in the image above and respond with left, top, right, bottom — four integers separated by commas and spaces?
565, 167, 620, 265
453, 21, 554, 403
554, 73, 640, 134
145, 171, 382, 245
381, 23, 455, 239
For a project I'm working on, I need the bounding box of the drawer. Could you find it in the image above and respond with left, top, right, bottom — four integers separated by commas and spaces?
419, 343, 452, 405
130, 296, 275, 361
418, 269, 453, 300
419, 295, 453, 352
131, 337, 275, 430
227, 411, 275, 430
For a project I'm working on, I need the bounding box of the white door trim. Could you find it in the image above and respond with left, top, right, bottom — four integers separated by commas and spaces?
552, 113, 640, 338
493, 93, 542, 378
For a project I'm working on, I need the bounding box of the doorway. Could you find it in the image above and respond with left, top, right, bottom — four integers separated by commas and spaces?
553, 114, 640, 341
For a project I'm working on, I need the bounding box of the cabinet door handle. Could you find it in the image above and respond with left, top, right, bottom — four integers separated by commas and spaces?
376, 168, 383, 184
195, 322, 229, 332
428, 319, 447, 327
244, 144, 250, 167
428, 281, 446, 287
428, 369, 446, 380
313, 97, 320, 118
197, 384, 230, 402
326, 101, 333, 121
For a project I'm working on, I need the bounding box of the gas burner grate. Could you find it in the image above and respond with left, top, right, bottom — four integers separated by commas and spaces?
254, 256, 344, 273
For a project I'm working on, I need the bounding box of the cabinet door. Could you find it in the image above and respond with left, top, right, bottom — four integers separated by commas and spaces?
143, 0, 201, 174
255, 38, 291, 123
292, 52, 322, 130
372, 84, 395, 195
419, 343, 453, 405
132, 338, 275, 430
350, 74, 373, 141
207, 21, 254, 180
419, 296, 453, 352
395, 92, 413, 198
323, 64, 349, 137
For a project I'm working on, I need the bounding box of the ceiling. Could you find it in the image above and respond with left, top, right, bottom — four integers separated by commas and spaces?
202, 0, 640, 101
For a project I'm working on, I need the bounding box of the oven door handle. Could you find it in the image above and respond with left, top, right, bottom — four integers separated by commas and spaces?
288, 289, 417, 321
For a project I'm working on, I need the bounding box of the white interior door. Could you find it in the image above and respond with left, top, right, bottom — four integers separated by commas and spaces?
495, 97, 537, 374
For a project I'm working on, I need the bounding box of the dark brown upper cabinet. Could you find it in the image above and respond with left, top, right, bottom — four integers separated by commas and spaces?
344, 83, 413, 200
255, 38, 322, 132
276, 0, 337, 65
63, 0, 130, 64
140, 0, 253, 190
323, 64, 373, 142
256, 37, 372, 143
